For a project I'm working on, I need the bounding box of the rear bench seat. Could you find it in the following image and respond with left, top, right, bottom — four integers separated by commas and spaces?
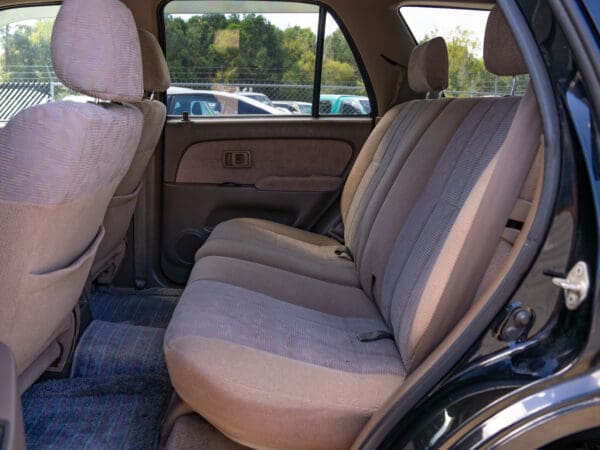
164, 7, 543, 450
195, 37, 452, 287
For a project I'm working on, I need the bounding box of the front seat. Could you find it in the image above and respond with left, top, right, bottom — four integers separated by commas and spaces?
91, 29, 170, 284
0, 0, 144, 389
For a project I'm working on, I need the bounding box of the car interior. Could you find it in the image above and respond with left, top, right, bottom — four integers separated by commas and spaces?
0, 0, 561, 448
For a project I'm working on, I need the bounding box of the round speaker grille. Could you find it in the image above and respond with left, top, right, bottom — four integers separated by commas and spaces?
175, 229, 208, 265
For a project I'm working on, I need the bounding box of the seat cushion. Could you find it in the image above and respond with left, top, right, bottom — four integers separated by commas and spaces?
190, 255, 380, 318
195, 218, 359, 286
164, 280, 404, 450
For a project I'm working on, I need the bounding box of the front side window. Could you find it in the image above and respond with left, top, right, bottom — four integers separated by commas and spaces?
163, 1, 371, 117
400, 7, 529, 97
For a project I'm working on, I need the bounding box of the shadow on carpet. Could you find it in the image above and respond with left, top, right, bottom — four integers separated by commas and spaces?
71, 320, 168, 378
89, 287, 181, 328
23, 375, 171, 450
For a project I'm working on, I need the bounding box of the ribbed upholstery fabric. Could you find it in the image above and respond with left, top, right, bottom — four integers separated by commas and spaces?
91, 100, 167, 282
72, 320, 168, 378
193, 39, 450, 285
484, 7, 528, 76
165, 415, 250, 450
345, 99, 451, 262
380, 96, 521, 367
22, 375, 171, 450
189, 255, 381, 318
167, 280, 403, 376
356, 98, 481, 297
91, 27, 170, 282
0, 104, 143, 376
138, 29, 171, 93
165, 9, 544, 449
197, 218, 358, 286
0, 102, 141, 205
0, 0, 144, 384
51, 0, 143, 102
408, 37, 449, 93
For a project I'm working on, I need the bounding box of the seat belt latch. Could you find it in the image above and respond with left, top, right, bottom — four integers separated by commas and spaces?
335, 245, 354, 262
357, 330, 394, 342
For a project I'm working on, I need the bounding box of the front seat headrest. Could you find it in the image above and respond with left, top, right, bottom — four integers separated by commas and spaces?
51, 0, 144, 103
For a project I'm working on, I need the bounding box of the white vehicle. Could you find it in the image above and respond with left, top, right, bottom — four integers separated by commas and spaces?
238, 91, 275, 107
273, 100, 312, 115
167, 87, 284, 116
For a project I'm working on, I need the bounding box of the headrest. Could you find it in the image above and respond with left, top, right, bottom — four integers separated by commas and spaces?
51, 0, 143, 102
408, 37, 449, 94
484, 6, 528, 76
138, 29, 171, 94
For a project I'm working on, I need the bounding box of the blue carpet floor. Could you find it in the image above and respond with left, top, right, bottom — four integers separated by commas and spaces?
89, 287, 180, 328
22, 375, 171, 450
23, 288, 180, 449
71, 320, 169, 378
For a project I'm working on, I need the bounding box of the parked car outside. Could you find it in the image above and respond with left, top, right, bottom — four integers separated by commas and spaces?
319, 94, 371, 115
238, 91, 275, 108
273, 100, 312, 115
167, 87, 284, 116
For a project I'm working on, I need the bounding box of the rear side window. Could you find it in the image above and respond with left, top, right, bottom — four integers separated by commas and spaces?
163, 1, 372, 117
400, 7, 529, 97
0, 6, 62, 122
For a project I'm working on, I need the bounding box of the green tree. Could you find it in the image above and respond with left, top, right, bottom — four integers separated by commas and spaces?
1, 19, 54, 81
324, 29, 362, 86
322, 60, 360, 87
280, 26, 315, 84
422, 27, 515, 96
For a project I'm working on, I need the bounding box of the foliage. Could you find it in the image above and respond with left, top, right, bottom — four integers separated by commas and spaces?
163, 14, 365, 87
1, 19, 54, 81
423, 27, 516, 96
1, 15, 523, 97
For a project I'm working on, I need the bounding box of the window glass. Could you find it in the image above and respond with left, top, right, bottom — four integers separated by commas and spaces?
400, 7, 529, 97
164, 1, 371, 117
164, 1, 319, 116
320, 12, 369, 115
0, 6, 81, 121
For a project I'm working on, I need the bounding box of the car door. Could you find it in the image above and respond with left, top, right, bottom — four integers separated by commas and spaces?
160, 1, 375, 283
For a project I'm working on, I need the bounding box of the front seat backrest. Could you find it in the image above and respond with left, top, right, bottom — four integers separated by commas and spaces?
0, 0, 144, 386
92, 29, 170, 284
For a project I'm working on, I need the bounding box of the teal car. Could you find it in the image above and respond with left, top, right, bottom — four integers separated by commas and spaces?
319, 94, 371, 115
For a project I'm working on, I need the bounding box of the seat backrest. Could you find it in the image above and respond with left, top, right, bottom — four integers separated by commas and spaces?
92, 29, 170, 283
342, 37, 451, 261
0, 0, 144, 378
378, 6, 541, 372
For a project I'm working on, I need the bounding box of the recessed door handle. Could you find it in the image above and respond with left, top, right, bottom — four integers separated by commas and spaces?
223, 151, 252, 168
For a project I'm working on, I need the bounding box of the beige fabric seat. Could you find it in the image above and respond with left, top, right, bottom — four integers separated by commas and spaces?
92, 29, 171, 283
165, 8, 543, 450
0, 0, 144, 386
195, 37, 451, 287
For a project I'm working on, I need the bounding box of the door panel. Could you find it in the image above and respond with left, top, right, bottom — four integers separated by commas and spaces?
175, 139, 352, 187
161, 117, 373, 284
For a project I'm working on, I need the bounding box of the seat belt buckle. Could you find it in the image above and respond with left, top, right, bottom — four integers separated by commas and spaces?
335, 245, 354, 262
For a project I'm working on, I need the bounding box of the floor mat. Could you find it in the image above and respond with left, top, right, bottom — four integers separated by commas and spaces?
71, 320, 168, 378
23, 375, 171, 450
89, 287, 180, 328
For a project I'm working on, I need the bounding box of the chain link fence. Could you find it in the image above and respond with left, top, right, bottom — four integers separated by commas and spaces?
1, 66, 529, 121
171, 81, 367, 104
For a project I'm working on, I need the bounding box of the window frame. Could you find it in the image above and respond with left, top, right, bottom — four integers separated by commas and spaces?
158, 0, 378, 118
